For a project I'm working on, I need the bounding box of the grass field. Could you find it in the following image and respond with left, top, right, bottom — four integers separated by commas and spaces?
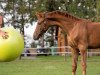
0, 56, 100, 75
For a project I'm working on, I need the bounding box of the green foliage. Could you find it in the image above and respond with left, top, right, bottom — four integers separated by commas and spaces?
95, 0, 100, 21
1, 0, 100, 28
5, 2, 13, 11
45, 0, 59, 11
17, 1, 28, 14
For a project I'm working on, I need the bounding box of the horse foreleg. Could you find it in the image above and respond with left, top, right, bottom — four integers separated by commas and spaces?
71, 49, 79, 75
80, 50, 87, 75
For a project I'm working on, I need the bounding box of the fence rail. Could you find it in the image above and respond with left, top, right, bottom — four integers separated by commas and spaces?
22, 52, 100, 55
23, 46, 100, 55
25, 46, 70, 50
19, 47, 100, 61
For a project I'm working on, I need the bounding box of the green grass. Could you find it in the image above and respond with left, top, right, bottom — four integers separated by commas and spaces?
0, 56, 100, 75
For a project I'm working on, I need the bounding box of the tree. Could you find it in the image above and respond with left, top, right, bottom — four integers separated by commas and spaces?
95, 0, 100, 21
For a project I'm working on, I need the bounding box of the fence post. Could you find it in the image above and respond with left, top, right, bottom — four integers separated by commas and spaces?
64, 48, 67, 62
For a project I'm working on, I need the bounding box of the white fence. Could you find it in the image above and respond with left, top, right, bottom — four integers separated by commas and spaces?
19, 46, 100, 61
22, 46, 100, 56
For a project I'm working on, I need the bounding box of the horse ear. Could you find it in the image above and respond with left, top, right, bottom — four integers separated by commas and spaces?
36, 12, 44, 18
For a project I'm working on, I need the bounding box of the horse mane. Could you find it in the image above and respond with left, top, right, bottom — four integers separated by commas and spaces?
46, 10, 81, 21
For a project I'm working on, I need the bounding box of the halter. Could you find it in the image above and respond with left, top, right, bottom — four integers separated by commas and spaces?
42, 12, 47, 31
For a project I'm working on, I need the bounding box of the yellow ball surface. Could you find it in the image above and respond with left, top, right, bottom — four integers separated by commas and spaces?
0, 27, 24, 62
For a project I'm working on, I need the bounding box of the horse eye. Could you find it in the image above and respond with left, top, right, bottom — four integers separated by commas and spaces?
38, 22, 41, 25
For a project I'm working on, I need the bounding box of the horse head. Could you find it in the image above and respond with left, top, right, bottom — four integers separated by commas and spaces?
33, 12, 49, 40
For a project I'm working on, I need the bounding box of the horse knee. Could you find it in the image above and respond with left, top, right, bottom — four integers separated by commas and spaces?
81, 63, 87, 71
72, 65, 77, 72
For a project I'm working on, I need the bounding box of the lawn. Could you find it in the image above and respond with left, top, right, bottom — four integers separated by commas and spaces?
0, 56, 100, 75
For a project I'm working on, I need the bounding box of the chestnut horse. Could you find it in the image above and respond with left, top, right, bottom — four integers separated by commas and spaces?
33, 10, 100, 75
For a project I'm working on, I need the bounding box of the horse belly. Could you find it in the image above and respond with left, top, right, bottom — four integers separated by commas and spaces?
88, 33, 100, 49
88, 23, 100, 48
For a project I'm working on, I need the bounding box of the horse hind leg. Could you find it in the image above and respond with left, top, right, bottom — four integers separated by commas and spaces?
71, 48, 79, 75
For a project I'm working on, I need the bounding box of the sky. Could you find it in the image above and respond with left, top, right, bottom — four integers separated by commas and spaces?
3, 15, 37, 39
24, 22, 37, 38
24, 22, 37, 47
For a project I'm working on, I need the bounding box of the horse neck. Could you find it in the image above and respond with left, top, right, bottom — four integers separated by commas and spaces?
47, 17, 77, 33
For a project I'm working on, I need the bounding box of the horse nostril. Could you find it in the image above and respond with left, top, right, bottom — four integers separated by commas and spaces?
33, 35, 38, 40
33, 36, 36, 40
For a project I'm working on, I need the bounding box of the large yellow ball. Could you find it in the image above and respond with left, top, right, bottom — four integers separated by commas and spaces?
0, 27, 24, 62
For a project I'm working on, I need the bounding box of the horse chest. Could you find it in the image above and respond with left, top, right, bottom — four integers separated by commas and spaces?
67, 24, 88, 48
67, 35, 78, 48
